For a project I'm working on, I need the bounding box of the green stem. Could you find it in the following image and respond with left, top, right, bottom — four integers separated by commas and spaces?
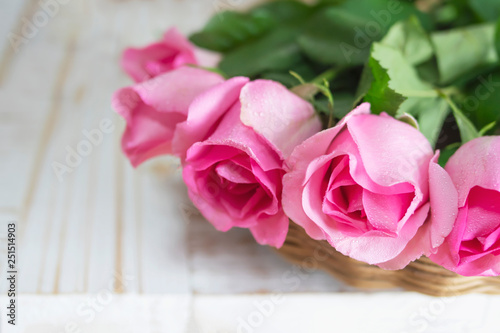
311, 67, 341, 85
440, 86, 460, 96
327, 101, 335, 128
437, 89, 480, 143
313, 67, 342, 128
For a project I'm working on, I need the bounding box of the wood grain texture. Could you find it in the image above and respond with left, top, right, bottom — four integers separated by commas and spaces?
2, 294, 500, 332
1, 1, 500, 332
0, 0, 343, 296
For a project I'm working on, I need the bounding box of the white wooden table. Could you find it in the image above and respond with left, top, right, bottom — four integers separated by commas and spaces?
1, 0, 499, 332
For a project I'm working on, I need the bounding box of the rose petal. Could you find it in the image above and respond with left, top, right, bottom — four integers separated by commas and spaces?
187, 102, 282, 172
427, 153, 458, 250
240, 80, 322, 159
121, 27, 197, 82
463, 186, 500, 240
480, 225, 500, 251
429, 206, 468, 270
183, 165, 234, 231
452, 254, 500, 276
215, 161, 255, 184
183, 102, 285, 237
282, 104, 371, 240
362, 190, 414, 234
112, 67, 223, 166
249, 213, 289, 248
193, 47, 221, 68
377, 206, 431, 270
173, 77, 249, 161
331, 202, 430, 267
430, 137, 500, 276
285, 103, 371, 173
163, 27, 197, 55
445, 136, 500, 206
346, 113, 433, 192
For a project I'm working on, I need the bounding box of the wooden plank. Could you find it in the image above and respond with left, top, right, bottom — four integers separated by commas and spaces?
0, 0, 350, 296
1, 294, 499, 332
136, 160, 191, 293
0, 295, 192, 332
0, 0, 33, 85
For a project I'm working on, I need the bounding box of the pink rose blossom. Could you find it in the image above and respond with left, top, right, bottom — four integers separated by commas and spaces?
112, 66, 224, 167
121, 27, 219, 82
282, 103, 458, 269
179, 79, 321, 247
430, 136, 500, 276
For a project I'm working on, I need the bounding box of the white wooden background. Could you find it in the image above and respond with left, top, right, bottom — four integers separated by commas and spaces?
0, 0, 500, 332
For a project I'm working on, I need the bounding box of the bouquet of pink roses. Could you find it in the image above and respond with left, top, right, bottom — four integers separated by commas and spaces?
113, 0, 500, 280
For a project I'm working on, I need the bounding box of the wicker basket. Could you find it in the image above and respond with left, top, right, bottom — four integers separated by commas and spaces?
276, 222, 500, 296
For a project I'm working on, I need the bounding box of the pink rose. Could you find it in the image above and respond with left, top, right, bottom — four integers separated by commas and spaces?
282, 103, 458, 269
112, 66, 224, 167
121, 27, 219, 82
178, 78, 321, 247
430, 136, 500, 276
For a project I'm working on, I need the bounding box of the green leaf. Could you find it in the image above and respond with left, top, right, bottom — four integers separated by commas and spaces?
332, 92, 356, 119
468, 0, 500, 22
353, 61, 376, 106
462, 72, 500, 129
313, 92, 355, 119
190, 1, 314, 53
415, 57, 440, 85
298, 2, 429, 66
431, 23, 498, 84
398, 97, 450, 147
298, 8, 372, 66
440, 92, 480, 143
260, 72, 302, 88
252, 0, 314, 23
495, 18, 500, 58
438, 142, 461, 167
356, 40, 456, 147
432, 0, 488, 27
336, 0, 431, 29
219, 27, 303, 77
397, 113, 419, 129
371, 43, 437, 97
298, 0, 431, 66
381, 16, 434, 66
359, 42, 437, 115
189, 11, 275, 52
362, 56, 407, 115
260, 63, 317, 88
316, 0, 345, 5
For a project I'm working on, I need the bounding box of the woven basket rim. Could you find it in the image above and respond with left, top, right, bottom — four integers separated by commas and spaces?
276, 222, 500, 297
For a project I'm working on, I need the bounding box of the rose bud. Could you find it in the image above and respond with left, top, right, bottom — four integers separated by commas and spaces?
121, 27, 219, 82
